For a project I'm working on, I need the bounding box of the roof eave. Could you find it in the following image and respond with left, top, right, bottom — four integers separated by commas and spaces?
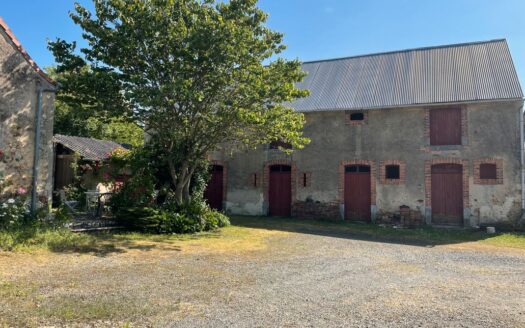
294, 97, 525, 113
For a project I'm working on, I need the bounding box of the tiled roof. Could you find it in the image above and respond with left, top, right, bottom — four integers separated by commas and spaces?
53, 134, 125, 161
291, 39, 523, 112
0, 16, 56, 86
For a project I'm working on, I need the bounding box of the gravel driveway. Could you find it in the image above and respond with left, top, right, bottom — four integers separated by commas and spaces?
1, 221, 525, 327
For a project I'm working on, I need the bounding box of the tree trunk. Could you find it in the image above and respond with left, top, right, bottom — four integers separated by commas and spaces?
167, 158, 198, 205
171, 161, 196, 205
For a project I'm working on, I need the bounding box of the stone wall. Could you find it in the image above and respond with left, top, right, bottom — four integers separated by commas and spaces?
212, 99, 523, 226
0, 27, 55, 204
292, 200, 340, 220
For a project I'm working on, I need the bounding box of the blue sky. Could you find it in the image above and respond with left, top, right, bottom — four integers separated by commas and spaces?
2, 0, 525, 86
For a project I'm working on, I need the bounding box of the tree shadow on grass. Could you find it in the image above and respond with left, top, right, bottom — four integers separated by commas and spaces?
229, 216, 505, 248
51, 228, 228, 256
46, 231, 184, 257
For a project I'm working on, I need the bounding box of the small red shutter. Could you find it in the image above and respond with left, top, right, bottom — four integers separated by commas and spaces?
430, 108, 462, 145
480, 164, 497, 179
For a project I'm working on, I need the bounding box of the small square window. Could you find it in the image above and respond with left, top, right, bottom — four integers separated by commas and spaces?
350, 112, 364, 121
480, 163, 497, 179
385, 165, 400, 179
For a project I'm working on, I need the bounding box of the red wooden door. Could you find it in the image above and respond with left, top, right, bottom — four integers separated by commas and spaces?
431, 164, 463, 225
344, 165, 371, 222
204, 165, 224, 210
269, 165, 292, 216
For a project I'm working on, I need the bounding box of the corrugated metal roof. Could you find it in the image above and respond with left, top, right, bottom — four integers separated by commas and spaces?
290, 39, 523, 112
53, 134, 126, 161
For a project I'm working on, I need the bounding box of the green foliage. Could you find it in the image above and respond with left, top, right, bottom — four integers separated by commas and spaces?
51, 205, 73, 229
0, 197, 29, 230
115, 202, 230, 234
63, 183, 87, 207
46, 51, 143, 147
99, 118, 144, 148
59, 0, 310, 205
107, 147, 159, 211
0, 227, 92, 252
0, 194, 72, 251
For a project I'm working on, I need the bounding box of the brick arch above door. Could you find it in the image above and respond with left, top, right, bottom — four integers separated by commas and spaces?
424, 158, 469, 208
338, 160, 376, 205
263, 160, 297, 203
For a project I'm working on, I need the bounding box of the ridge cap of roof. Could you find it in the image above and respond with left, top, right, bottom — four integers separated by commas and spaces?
301, 39, 508, 65
0, 16, 57, 87
54, 134, 122, 145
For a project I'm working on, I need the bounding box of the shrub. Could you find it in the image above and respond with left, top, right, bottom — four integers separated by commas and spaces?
105, 146, 230, 235
63, 183, 87, 208
49, 204, 72, 229
0, 197, 29, 230
115, 198, 230, 234
109, 171, 157, 212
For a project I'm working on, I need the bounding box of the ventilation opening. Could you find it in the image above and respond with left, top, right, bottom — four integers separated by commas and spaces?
480, 163, 497, 179
385, 165, 400, 179
345, 165, 370, 173
270, 165, 291, 172
350, 112, 364, 121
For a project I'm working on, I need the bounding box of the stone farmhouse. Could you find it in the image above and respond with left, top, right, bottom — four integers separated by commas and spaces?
0, 17, 56, 209
207, 39, 524, 227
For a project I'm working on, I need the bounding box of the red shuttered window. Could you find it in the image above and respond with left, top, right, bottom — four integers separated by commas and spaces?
430, 107, 462, 146
479, 163, 497, 179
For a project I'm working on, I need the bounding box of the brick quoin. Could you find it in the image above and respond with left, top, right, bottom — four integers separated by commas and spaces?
338, 160, 376, 205
424, 158, 469, 208
473, 158, 503, 185
263, 159, 297, 205
379, 160, 406, 185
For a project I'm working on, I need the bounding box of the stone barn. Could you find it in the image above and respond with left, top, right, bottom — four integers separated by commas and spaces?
207, 39, 524, 227
0, 17, 56, 209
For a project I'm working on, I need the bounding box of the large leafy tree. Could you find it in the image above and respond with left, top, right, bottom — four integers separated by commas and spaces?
64, 0, 309, 204
47, 41, 144, 147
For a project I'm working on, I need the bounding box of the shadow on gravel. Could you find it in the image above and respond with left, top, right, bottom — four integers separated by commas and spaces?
230, 216, 493, 248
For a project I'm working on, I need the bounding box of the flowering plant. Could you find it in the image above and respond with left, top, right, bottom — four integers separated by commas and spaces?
0, 194, 29, 229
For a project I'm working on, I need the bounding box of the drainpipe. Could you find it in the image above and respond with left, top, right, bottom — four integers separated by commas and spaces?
519, 104, 525, 220
31, 86, 55, 213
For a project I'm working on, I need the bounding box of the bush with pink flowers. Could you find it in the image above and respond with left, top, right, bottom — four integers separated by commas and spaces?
0, 187, 30, 230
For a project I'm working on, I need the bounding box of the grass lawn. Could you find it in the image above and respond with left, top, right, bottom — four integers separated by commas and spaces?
230, 216, 525, 249
1, 216, 524, 327
1, 216, 524, 253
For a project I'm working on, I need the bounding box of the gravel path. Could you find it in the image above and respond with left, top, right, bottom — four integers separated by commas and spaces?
1, 227, 525, 327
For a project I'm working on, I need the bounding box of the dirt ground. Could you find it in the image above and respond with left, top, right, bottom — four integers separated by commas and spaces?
1, 218, 525, 327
